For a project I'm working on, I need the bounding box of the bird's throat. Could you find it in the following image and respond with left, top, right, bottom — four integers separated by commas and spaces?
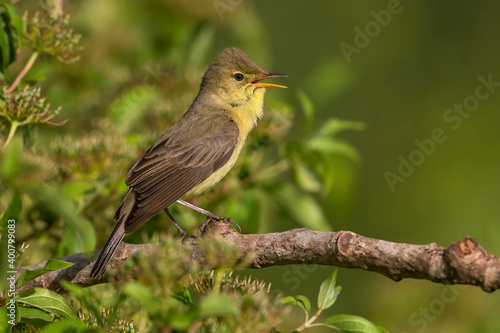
229, 89, 265, 136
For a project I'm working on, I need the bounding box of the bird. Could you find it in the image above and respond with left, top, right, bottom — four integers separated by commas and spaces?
90, 47, 287, 278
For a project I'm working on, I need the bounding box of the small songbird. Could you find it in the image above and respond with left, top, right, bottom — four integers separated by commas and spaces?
90, 47, 287, 278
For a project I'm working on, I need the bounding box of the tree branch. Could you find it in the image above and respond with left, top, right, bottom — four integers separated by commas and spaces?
13, 221, 500, 295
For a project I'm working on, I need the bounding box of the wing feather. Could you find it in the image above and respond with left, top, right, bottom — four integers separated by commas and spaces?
119, 113, 239, 233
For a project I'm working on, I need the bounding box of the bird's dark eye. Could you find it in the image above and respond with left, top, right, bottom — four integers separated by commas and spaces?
233, 73, 244, 81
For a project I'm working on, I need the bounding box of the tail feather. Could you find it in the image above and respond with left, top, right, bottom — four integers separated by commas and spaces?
90, 223, 126, 278
91, 190, 136, 278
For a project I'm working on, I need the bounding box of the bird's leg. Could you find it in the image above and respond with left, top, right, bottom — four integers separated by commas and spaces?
164, 208, 190, 240
176, 199, 222, 219
176, 199, 241, 236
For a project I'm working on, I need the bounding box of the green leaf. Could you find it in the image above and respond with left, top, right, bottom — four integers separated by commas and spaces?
0, 136, 23, 180
63, 181, 95, 200
18, 305, 54, 321
18, 305, 54, 327
316, 118, 365, 137
15, 288, 77, 319
186, 23, 214, 67
308, 137, 360, 162
2, 3, 24, 47
166, 297, 198, 329
40, 319, 88, 333
16, 259, 73, 290
297, 90, 314, 135
1, 190, 22, 224
281, 295, 311, 315
322, 314, 381, 333
25, 183, 96, 253
223, 187, 259, 233
172, 286, 192, 305
61, 281, 104, 324
199, 294, 239, 318
60, 281, 84, 297
272, 183, 331, 231
291, 158, 322, 192
123, 281, 153, 301
311, 150, 335, 191
0, 2, 23, 75
318, 270, 341, 311
0, 11, 14, 73
123, 281, 158, 313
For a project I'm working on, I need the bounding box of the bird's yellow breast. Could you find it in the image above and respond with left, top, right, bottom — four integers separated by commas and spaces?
184, 133, 246, 198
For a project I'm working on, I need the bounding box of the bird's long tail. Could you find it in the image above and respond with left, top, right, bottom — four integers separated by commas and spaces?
90, 191, 135, 278
90, 222, 125, 278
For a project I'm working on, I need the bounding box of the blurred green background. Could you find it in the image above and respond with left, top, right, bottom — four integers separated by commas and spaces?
2, 0, 500, 332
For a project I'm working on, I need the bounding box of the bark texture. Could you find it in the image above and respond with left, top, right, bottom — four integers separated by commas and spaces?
13, 220, 500, 295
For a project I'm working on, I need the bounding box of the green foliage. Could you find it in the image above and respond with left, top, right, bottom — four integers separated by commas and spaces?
2, 246, 385, 332
54, 240, 284, 332
0, 2, 24, 77
0, 85, 63, 127
23, 11, 82, 63
15, 288, 77, 320
317, 270, 342, 311
15, 260, 73, 290
0, 1, 372, 332
281, 270, 385, 332
323, 315, 384, 333
1, 190, 21, 226
0, 244, 75, 331
24, 183, 96, 254
39, 319, 88, 333
1, 0, 362, 257
0, 1, 75, 150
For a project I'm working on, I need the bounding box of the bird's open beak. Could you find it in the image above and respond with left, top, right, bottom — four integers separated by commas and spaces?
250, 73, 288, 89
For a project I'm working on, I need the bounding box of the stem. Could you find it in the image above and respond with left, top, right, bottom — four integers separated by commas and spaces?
296, 307, 322, 331
3, 121, 19, 150
6, 52, 39, 94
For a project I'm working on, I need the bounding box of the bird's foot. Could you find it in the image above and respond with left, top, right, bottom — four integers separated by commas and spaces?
165, 208, 195, 241
178, 229, 196, 242
197, 215, 241, 237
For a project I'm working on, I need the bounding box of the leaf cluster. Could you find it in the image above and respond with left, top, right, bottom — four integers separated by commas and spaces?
23, 11, 82, 63
281, 270, 387, 333
0, 1, 81, 150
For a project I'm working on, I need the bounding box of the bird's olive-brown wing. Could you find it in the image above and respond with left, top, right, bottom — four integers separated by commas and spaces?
121, 113, 239, 233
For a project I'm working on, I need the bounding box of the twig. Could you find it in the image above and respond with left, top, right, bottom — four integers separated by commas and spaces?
6, 52, 39, 95
11, 221, 500, 295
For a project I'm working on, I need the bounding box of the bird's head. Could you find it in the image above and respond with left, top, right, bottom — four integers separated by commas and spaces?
200, 48, 287, 110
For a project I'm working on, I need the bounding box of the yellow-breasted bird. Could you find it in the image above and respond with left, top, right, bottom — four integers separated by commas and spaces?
90, 47, 287, 278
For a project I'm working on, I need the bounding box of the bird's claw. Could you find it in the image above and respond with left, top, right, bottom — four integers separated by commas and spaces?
223, 217, 241, 233
197, 216, 241, 237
